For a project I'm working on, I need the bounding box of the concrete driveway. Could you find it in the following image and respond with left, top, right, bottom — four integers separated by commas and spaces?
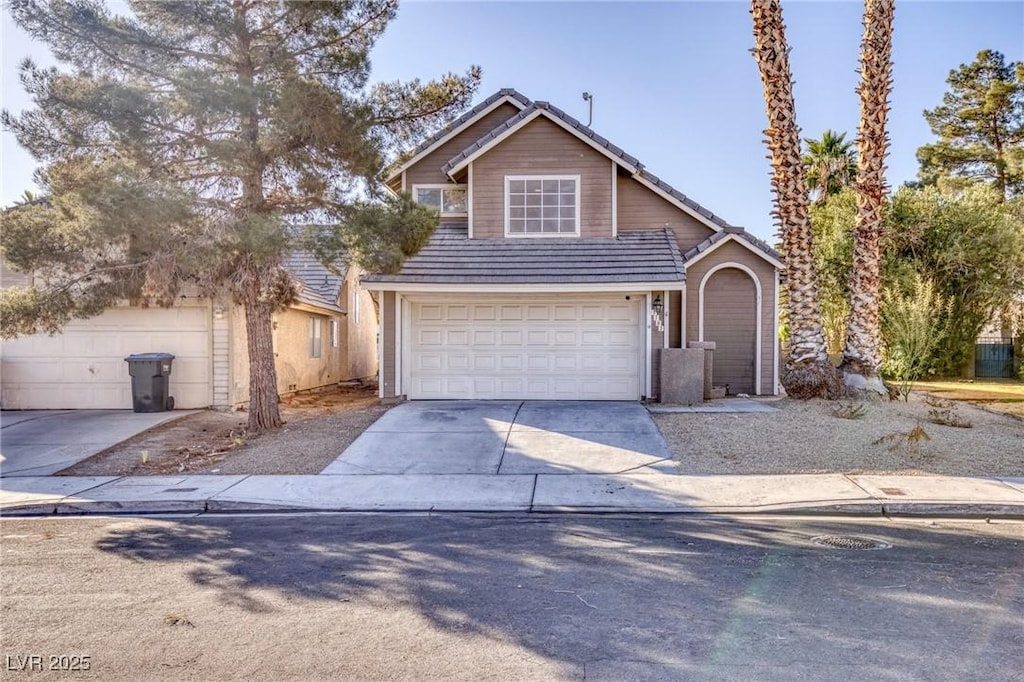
320, 401, 676, 476
0, 410, 190, 477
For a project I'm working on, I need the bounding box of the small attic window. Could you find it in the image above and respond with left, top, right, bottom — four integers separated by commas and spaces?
413, 185, 467, 216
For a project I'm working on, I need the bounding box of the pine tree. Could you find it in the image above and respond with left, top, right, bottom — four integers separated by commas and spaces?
917, 49, 1024, 200
1, 0, 480, 431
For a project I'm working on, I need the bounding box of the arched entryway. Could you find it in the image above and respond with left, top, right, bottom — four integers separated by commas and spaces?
700, 264, 760, 395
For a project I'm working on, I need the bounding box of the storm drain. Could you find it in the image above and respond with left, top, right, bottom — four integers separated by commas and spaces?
811, 535, 892, 550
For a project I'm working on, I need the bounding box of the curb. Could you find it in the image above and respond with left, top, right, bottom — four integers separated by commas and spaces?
4, 499, 1024, 519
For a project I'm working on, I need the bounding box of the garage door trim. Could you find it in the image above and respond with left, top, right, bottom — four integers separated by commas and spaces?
399, 293, 649, 400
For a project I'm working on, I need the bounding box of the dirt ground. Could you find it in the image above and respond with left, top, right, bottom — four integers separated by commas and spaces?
58, 384, 389, 477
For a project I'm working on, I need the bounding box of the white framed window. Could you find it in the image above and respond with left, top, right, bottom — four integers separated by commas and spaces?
309, 316, 322, 358
352, 289, 361, 324
413, 184, 468, 216
505, 175, 580, 237
330, 317, 339, 348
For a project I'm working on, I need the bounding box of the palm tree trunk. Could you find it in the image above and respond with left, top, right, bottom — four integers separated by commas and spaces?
750, 0, 838, 398
841, 0, 894, 394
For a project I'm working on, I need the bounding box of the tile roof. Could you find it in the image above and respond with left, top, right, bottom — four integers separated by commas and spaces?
281, 251, 348, 313
386, 89, 532, 181
363, 223, 686, 285
441, 101, 732, 230
680, 226, 784, 266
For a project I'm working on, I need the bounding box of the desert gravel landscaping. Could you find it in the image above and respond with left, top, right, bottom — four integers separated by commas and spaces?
654, 393, 1024, 476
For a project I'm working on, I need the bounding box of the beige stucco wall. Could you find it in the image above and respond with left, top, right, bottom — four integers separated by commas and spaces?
471, 118, 614, 239
684, 240, 778, 395
343, 267, 378, 380
231, 304, 360, 406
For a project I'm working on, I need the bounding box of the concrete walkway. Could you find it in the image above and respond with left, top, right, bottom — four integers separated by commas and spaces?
2, 472, 1022, 517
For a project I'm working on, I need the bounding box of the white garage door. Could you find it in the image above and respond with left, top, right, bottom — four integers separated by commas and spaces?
1, 306, 211, 409
407, 296, 642, 400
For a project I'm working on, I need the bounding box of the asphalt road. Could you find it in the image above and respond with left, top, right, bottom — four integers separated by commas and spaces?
1, 514, 1022, 681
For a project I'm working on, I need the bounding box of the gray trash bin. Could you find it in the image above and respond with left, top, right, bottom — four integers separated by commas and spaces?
125, 353, 175, 413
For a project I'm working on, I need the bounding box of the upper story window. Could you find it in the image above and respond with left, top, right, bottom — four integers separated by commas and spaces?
505, 175, 580, 237
414, 184, 467, 216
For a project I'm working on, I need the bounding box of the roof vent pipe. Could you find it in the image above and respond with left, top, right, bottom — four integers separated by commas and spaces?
582, 92, 593, 127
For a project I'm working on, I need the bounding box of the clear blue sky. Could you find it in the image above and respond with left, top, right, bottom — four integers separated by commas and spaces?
3, 1, 1022, 242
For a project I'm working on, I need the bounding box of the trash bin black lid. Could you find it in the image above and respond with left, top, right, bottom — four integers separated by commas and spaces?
124, 352, 176, 361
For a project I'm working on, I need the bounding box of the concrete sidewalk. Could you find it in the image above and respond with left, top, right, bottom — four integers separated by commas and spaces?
2, 472, 1023, 517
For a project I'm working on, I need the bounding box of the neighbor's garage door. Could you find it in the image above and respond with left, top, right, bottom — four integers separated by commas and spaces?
407, 296, 642, 400
1, 306, 211, 409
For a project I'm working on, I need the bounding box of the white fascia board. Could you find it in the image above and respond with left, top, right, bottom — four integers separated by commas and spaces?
682, 234, 785, 270
361, 281, 684, 294
385, 95, 528, 183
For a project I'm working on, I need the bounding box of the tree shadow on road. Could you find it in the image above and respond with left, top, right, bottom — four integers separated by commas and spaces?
94, 514, 1024, 679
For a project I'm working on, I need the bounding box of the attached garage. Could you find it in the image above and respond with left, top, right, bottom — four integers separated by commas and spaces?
1, 305, 212, 410
405, 295, 643, 400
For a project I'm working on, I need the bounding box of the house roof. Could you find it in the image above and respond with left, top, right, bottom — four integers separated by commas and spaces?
281, 251, 347, 313
680, 227, 785, 269
362, 223, 686, 287
385, 88, 532, 184
441, 101, 732, 231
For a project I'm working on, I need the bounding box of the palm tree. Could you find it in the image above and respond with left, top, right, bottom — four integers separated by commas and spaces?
841, 0, 895, 393
750, 0, 838, 398
803, 130, 857, 204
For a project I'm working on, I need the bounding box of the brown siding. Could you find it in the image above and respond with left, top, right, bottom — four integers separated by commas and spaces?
404, 103, 522, 189
616, 176, 715, 251
472, 118, 613, 239
669, 290, 682, 348
684, 240, 778, 395
382, 290, 397, 398
703, 270, 757, 394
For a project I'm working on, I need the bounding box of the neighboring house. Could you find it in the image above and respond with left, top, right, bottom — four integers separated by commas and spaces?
366, 89, 783, 401
0, 253, 377, 410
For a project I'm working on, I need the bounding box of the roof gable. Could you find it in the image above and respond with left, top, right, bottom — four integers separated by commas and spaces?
385, 89, 531, 185
681, 227, 784, 269
441, 101, 731, 233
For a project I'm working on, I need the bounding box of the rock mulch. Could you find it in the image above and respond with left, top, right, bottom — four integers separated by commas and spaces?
653, 393, 1024, 476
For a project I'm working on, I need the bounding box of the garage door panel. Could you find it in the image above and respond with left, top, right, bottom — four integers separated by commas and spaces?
1, 306, 211, 409
473, 305, 496, 320
408, 296, 641, 400
499, 330, 523, 345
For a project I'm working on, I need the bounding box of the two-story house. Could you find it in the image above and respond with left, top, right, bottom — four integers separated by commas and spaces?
365, 89, 783, 402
